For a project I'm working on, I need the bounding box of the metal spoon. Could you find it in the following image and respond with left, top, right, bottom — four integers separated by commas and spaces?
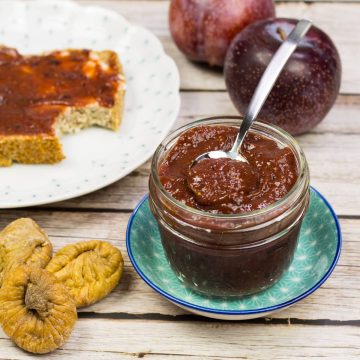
191, 19, 312, 167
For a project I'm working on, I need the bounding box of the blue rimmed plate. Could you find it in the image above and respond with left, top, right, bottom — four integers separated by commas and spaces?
126, 187, 341, 320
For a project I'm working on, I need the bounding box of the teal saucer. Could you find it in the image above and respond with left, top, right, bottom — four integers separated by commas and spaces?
126, 187, 341, 320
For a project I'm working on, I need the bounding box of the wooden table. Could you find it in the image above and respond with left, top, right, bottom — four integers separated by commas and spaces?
1, 1, 360, 359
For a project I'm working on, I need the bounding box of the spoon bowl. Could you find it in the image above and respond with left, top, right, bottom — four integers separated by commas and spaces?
193, 149, 248, 164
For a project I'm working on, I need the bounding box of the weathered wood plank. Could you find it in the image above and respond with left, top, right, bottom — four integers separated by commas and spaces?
0, 212, 357, 320
79, 1, 360, 93
1, 320, 360, 359
48, 93, 360, 215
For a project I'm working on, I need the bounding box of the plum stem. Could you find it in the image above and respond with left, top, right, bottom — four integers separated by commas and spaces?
276, 27, 287, 41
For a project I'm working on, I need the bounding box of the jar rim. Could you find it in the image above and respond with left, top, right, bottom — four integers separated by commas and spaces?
151, 116, 309, 220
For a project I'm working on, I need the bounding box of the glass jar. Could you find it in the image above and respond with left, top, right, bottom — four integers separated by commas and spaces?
149, 117, 310, 297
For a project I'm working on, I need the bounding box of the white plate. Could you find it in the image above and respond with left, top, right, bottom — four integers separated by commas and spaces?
0, 0, 180, 208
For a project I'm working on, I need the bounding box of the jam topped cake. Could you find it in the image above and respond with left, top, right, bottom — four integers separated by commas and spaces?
0, 46, 125, 166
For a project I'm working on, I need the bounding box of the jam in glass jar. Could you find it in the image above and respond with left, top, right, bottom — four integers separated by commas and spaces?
149, 117, 310, 297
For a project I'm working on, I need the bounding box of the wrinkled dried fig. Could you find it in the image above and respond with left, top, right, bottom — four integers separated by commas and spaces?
0, 266, 77, 354
46, 240, 123, 308
0, 218, 52, 286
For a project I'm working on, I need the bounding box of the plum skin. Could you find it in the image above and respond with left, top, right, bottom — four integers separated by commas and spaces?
169, 0, 275, 67
224, 18, 342, 135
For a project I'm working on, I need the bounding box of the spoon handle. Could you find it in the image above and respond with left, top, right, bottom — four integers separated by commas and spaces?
230, 19, 312, 154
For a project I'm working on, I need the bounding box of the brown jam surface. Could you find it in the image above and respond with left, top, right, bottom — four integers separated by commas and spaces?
159, 125, 298, 214
0, 47, 121, 136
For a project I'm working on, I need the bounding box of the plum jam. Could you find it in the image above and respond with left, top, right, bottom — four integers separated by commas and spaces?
149, 117, 310, 297
159, 126, 298, 214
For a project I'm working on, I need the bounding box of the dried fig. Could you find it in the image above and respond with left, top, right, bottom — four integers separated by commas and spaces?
46, 240, 123, 308
0, 218, 52, 286
0, 266, 77, 354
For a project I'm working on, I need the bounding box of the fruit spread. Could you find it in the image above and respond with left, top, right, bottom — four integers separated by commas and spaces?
159, 125, 298, 214
0, 47, 121, 136
150, 121, 309, 297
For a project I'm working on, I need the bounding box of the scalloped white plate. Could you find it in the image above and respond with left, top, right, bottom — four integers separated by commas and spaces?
0, 0, 180, 208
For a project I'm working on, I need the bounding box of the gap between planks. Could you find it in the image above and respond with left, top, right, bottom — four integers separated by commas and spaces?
77, 312, 360, 326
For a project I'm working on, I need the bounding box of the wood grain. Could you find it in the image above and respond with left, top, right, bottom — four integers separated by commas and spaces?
0, 212, 357, 321
49, 94, 360, 215
1, 320, 360, 359
80, 1, 360, 93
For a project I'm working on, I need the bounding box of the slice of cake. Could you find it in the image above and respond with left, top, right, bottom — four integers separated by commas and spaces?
0, 46, 125, 166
